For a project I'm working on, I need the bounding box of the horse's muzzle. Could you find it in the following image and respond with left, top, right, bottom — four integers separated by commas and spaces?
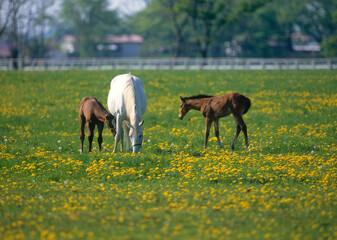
178, 114, 183, 120
133, 143, 142, 153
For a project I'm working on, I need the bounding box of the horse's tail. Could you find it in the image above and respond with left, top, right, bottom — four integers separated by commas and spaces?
243, 96, 251, 115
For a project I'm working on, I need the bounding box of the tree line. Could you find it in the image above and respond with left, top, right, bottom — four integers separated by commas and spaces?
0, 0, 336, 62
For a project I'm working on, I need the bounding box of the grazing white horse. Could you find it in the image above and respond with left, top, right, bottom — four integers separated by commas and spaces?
107, 73, 147, 153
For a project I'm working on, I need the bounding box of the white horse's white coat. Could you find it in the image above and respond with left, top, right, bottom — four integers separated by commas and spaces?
107, 73, 147, 153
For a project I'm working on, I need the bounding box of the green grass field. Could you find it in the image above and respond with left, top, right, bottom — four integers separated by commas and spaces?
0, 70, 336, 239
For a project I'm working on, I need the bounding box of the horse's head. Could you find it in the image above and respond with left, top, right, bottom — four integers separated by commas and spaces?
125, 120, 144, 153
179, 96, 190, 120
105, 114, 116, 136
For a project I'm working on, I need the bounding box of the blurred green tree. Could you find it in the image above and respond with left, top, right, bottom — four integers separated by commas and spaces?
60, 0, 118, 57
295, 0, 337, 57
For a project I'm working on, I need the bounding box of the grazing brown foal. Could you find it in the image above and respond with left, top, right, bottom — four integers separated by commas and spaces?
179, 92, 251, 149
79, 97, 116, 152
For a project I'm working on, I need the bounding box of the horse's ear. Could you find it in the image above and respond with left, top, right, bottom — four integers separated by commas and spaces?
106, 114, 115, 121
139, 120, 144, 126
180, 96, 185, 102
124, 121, 134, 130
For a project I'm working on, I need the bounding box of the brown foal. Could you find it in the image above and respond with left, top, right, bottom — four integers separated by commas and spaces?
79, 97, 116, 152
179, 92, 251, 149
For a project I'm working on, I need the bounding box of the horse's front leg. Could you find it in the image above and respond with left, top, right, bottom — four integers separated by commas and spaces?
97, 122, 104, 151
123, 122, 131, 152
113, 114, 124, 153
204, 118, 212, 148
214, 119, 223, 148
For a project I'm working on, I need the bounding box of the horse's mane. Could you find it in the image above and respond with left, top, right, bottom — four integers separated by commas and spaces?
184, 94, 214, 100
95, 98, 108, 113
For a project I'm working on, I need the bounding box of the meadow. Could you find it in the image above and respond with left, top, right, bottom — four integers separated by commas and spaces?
0, 69, 336, 239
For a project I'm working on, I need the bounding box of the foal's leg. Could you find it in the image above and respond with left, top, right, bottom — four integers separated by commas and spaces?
231, 115, 248, 149
214, 119, 223, 148
231, 117, 241, 150
87, 121, 95, 152
204, 117, 213, 148
97, 122, 104, 151
79, 116, 85, 153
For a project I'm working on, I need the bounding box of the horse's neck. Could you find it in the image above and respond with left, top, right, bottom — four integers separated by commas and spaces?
125, 84, 141, 125
94, 107, 107, 122
187, 99, 206, 111
128, 107, 141, 125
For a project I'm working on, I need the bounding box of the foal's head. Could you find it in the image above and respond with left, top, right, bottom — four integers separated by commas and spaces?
179, 97, 190, 120
105, 114, 116, 136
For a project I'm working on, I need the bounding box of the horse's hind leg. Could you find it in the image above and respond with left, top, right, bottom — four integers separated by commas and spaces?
231, 118, 241, 150
87, 121, 95, 152
79, 116, 85, 153
231, 115, 248, 149
97, 122, 104, 151
204, 118, 213, 148
214, 119, 223, 148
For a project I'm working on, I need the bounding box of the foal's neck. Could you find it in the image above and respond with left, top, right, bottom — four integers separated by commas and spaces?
95, 108, 108, 122
187, 98, 207, 111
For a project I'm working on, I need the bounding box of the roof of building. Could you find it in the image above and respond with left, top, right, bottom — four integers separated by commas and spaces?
106, 34, 144, 44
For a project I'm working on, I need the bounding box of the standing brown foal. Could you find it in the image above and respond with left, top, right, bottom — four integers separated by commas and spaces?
79, 97, 116, 152
179, 92, 251, 149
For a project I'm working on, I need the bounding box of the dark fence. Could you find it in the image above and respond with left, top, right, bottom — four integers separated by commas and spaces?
1, 58, 336, 71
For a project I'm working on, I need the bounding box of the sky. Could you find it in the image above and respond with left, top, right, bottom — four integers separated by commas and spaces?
109, 0, 149, 15
50, 0, 148, 16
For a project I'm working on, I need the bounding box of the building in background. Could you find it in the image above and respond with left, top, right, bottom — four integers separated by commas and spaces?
0, 40, 10, 58
97, 34, 144, 58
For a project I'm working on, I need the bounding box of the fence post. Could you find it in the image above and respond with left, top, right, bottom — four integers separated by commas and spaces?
262, 60, 266, 70
328, 59, 332, 70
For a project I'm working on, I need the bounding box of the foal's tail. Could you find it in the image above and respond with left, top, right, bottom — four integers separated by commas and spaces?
243, 96, 251, 115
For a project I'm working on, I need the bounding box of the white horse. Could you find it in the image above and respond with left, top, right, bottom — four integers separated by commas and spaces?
107, 73, 147, 153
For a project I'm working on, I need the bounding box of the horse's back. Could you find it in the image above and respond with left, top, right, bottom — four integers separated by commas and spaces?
79, 97, 105, 120
79, 97, 94, 113
132, 75, 147, 115
108, 74, 147, 116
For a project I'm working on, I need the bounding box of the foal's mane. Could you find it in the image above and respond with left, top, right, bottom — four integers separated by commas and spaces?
93, 98, 108, 113
184, 94, 214, 100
